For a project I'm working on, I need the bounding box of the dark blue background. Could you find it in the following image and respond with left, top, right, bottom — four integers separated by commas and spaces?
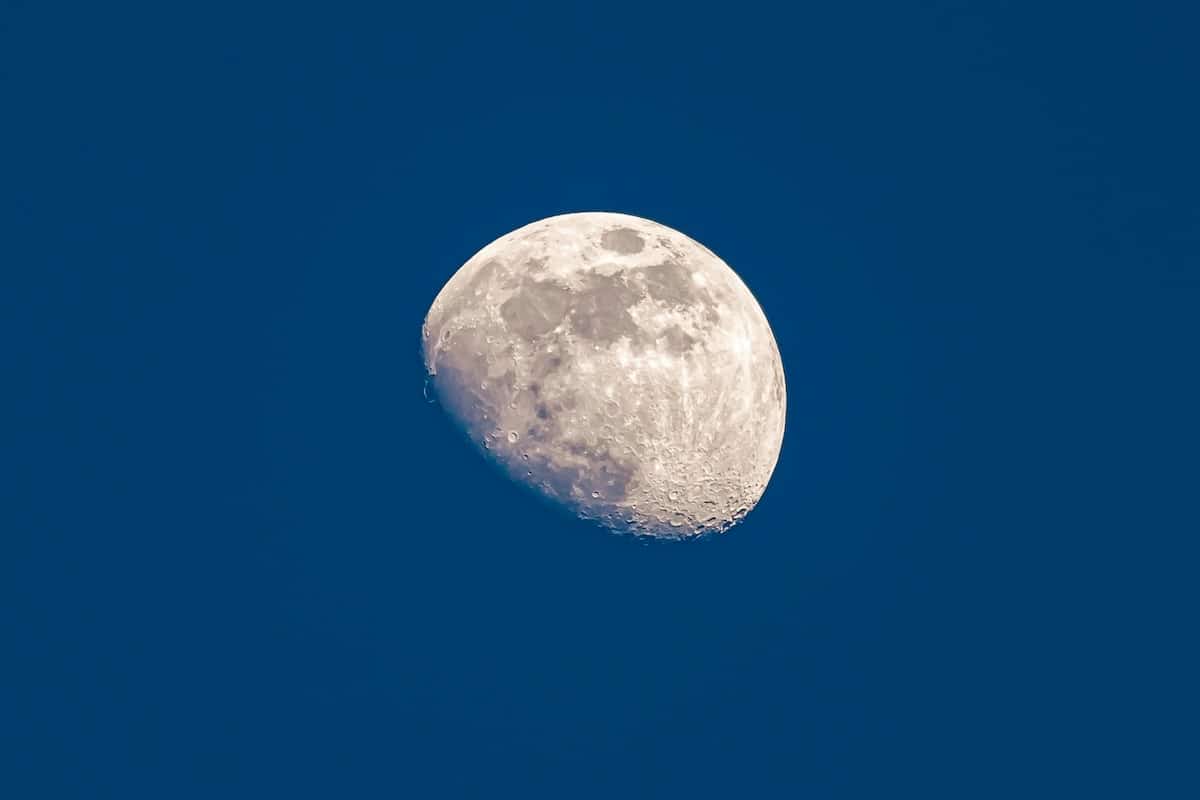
5, 1, 1197, 796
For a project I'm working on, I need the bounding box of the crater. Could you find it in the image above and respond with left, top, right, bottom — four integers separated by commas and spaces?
600, 227, 645, 254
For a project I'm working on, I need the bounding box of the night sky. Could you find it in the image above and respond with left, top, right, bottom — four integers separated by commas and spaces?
6, 1, 1197, 797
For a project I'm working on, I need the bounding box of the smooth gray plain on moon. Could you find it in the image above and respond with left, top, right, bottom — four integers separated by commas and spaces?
422, 212, 785, 538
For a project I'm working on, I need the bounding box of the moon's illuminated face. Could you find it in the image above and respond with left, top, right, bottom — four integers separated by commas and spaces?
423, 212, 785, 538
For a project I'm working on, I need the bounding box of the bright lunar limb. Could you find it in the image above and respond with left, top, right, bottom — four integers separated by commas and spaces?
422, 212, 785, 538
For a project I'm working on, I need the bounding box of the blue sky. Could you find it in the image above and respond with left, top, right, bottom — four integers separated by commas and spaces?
5, 1, 1196, 797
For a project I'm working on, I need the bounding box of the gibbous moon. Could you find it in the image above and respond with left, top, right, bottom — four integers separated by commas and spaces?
422, 212, 785, 538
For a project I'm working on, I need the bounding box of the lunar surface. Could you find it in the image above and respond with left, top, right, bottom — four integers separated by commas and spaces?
422, 212, 785, 538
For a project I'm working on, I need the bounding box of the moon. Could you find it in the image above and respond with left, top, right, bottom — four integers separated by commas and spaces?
422, 212, 785, 538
